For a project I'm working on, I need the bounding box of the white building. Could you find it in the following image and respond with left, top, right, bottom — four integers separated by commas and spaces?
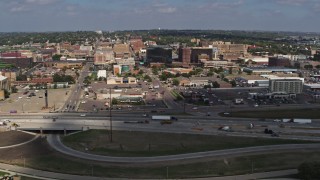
97, 70, 107, 78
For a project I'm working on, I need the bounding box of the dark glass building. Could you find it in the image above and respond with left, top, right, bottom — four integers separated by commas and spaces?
146, 45, 172, 64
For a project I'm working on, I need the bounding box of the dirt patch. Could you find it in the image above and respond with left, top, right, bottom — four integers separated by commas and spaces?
0, 131, 35, 147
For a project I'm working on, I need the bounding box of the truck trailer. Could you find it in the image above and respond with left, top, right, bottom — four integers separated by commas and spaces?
282, 118, 312, 124
151, 115, 178, 121
293, 119, 312, 124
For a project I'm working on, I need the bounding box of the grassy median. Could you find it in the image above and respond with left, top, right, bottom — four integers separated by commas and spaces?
62, 130, 312, 157
27, 150, 320, 178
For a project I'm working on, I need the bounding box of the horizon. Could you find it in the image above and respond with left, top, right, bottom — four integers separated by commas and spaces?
1, 0, 320, 33
0, 28, 320, 34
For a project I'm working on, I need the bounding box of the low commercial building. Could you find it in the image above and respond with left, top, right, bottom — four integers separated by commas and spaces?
202, 60, 232, 68
95, 87, 143, 102
242, 67, 298, 74
43, 61, 83, 69
106, 77, 137, 84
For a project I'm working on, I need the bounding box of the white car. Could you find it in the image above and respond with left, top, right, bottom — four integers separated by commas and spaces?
80, 114, 86, 117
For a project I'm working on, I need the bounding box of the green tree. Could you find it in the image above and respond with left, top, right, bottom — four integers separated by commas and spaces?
304, 64, 313, 70
53, 83, 57, 89
181, 73, 190, 78
152, 66, 159, 75
11, 86, 18, 93
207, 71, 214, 76
112, 98, 119, 105
52, 54, 62, 61
3, 89, 10, 98
230, 80, 237, 87
212, 81, 220, 88
172, 78, 180, 86
16, 74, 27, 81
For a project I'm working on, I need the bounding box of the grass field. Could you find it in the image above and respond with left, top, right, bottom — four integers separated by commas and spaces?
0, 171, 9, 176
62, 130, 312, 157
220, 108, 320, 119
27, 150, 320, 179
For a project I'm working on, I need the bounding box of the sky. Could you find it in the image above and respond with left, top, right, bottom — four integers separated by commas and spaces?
0, 0, 319, 32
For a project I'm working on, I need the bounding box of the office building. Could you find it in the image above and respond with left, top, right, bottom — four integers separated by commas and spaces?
269, 79, 303, 94
269, 56, 291, 67
146, 45, 172, 64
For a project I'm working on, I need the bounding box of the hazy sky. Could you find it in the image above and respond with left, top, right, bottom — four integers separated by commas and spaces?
0, 0, 319, 32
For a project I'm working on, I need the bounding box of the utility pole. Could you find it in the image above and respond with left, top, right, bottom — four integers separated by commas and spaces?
109, 87, 113, 142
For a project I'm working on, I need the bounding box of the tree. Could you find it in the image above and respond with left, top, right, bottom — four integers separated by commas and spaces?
172, 78, 180, 86
112, 98, 119, 105
181, 73, 190, 78
230, 80, 237, 87
16, 74, 27, 81
53, 83, 57, 89
3, 89, 10, 98
207, 71, 214, 77
152, 66, 159, 75
61, 66, 67, 73
304, 64, 313, 70
11, 86, 18, 93
228, 67, 233, 74
52, 54, 62, 61
212, 81, 220, 88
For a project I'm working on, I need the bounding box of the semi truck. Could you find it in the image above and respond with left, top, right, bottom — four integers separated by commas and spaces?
151, 115, 178, 121
282, 118, 312, 124
293, 119, 312, 124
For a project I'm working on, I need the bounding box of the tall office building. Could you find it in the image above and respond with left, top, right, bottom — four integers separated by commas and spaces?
269, 79, 303, 94
269, 57, 291, 67
146, 45, 172, 64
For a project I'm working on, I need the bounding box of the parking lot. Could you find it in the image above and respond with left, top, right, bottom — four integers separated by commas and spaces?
0, 87, 70, 113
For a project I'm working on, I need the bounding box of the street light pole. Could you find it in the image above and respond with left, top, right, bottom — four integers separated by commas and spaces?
109, 87, 113, 143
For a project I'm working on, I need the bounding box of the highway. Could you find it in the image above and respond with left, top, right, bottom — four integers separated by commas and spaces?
1, 113, 319, 142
